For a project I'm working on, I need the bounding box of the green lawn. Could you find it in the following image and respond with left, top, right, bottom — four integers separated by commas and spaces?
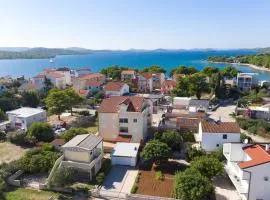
4, 188, 59, 200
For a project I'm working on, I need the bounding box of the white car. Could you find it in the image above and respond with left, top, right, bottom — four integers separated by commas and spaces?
54, 128, 66, 136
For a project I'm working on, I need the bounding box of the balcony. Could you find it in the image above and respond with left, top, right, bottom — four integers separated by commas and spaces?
225, 163, 249, 195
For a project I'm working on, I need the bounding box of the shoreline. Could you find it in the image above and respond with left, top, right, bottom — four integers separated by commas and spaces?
207, 61, 270, 72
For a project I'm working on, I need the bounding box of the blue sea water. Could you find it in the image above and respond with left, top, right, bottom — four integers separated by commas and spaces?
0, 50, 270, 80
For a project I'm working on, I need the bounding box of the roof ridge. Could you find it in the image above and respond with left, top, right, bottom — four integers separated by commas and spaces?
258, 144, 270, 157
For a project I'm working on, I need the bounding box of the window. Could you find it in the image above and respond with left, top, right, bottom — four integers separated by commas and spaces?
133, 119, 137, 123
120, 127, 128, 133
264, 176, 269, 181
223, 134, 227, 139
216, 144, 220, 147
119, 118, 128, 123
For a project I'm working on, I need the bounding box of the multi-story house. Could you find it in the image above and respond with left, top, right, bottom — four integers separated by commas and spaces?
32, 74, 46, 86
6, 107, 47, 131
73, 73, 106, 91
237, 73, 258, 92
161, 80, 176, 94
98, 96, 151, 143
198, 120, 241, 151
223, 143, 270, 200
121, 70, 136, 82
59, 134, 103, 181
103, 82, 129, 97
141, 72, 165, 91
137, 74, 153, 93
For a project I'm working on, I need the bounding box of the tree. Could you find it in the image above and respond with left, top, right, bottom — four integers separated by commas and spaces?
221, 66, 239, 78
188, 74, 209, 99
141, 140, 172, 165
101, 66, 131, 80
191, 156, 224, 179
22, 91, 40, 108
141, 65, 166, 73
44, 77, 54, 94
201, 66, 219, 77
60, 127, 88, 141
155, 130, 183, 151
185, 146, 206, 162
28, 122, 54, 142
170, 65, 198, 76
65, 89, 84, 115
50, 167, 77, 187
173, 168, 214, 200
45, 89, 69, 120
172, 77, 190, 97
0, 109, 7, 121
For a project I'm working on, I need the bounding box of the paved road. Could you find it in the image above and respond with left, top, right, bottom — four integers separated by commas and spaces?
100, 165, 138, 198
208, 105, 236, 122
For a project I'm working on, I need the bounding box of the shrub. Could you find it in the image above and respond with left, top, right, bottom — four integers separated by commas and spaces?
7, 130, 31, 145
78, 111, 90, 116
240, 133, 252, 143
182, 131, 195, 143
50, 167, 78, 187
155, 171, 165, 181
60, 128, 88, 141
99, 158, 112, 175
130, 185, 138, 194
155, 130, 183, 151
58, 194, 72, 200
28, 122, 54, 142
185, 146, 206, 162
0, 131, 6, 141
42, 143, 55, 151
96, 172, 105, 185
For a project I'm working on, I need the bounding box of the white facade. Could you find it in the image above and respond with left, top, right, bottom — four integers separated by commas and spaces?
198, 122, 240, 151
6, 107, 47, 131
111, 142, 139, 167
105, 83, 129, 97
137, 75, 153, 93
173, 97, 191, 108
237, 73, 258, 92
223, 143, 270, 200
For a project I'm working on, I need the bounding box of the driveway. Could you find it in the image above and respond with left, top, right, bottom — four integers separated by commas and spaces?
99, 166, 138, 199
214, 176, 241, 200
208, 105, 236, 122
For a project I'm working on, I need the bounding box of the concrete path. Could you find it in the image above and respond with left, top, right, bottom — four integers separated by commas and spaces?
208, 105, 236, 122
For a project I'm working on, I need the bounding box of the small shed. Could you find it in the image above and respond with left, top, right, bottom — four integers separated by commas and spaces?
111, 142, 140, 167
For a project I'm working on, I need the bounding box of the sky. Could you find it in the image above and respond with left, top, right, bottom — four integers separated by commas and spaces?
0, 0, 270, 50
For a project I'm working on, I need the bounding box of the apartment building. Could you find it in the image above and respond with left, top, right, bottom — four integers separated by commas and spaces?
98, 96, 151, 143
121, 70, 136, 82
103, 81, 129, 97
237, 73, 258, 92
161, 80, 176, 94
223, 143, 270, 200
73, 73, 105, 91
141, 72, 165, 91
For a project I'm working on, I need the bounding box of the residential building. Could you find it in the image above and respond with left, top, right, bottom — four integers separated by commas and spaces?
176, 112, 206, 132
223, 143, 270, 200
6, 107, 47, 131
237, 73, 258, 92
189, 99, 210, 112
103, 81, 129, 97
98, 96, 151, 143
161, 80, 177, 94
32, 74, 46, 86
73, 68, 91, 77
198, 121, 240, 151
111, 142, 140, 166
56, 67, 72, 85
18, 82, 44, 93
73, 73, 105, 91
137, 74, 153, 93
141, 72, 165, 91
173, 97, 191, 109
46, 72, 66, 89
60, 134, 103, 181
121, 70, 136, 82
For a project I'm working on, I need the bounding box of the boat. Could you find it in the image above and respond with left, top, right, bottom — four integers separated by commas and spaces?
49, 59, 54, 63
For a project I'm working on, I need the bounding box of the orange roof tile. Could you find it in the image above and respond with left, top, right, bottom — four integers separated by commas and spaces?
103, 81, 126, 91
79, 73, 105, 80
104, 135, 132, 143
87, 81, 102, 87
33, 74, 46, 79
121, 70, 136, 75
239, 144, 270, 169
201, 121, 240, 133
98, 96, 145, 113
47, 72, 64, 78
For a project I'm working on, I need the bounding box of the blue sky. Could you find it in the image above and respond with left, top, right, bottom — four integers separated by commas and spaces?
0, 0, 270, 49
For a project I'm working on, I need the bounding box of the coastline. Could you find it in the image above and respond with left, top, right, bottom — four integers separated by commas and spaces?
208, 61, 270, 72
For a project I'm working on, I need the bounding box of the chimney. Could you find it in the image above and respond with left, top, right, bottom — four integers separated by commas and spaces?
244, 139, 248, 144
219, 116, 221, 122
266, 144, 269, 151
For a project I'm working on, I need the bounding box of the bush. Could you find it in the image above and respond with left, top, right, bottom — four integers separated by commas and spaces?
130, 185, 138, 194
155, 171, 165, 181
58, 194, 72, 200
99, 158, 112, 175
240, 133, 252, 143
182, 131, 195, 143
155, 130, 183, 151
7, 130, 35, 145
96, 172, 105, 185
0, 131, 6, 141
28, 122, 54, 142
42, 143, 55, 151
78, 111, 90, 116
50, 167, 78, 187
60, 128, 88, 141
185, 146, 206, 162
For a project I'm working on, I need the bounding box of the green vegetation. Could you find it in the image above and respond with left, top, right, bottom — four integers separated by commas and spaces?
155, 170, 165, 181
170, 65, 198, 76
21, 91, 40, 108
154, 130, 183, 151
182, 131, 196, 143
7, 130, 37, 145
28, 122, 54, 142
141, 65, 166, 73
96, 158, 112, 185
130, 172, 141, 194
173, 167, 214, 200
208, 53, 270, 68
185, 146, 206, 162
239, 87, 267, 104
0, 47, 91, 60
236, 117, 270, 137
101, 65, 133, 80
50, 167, 78, 187
141, 140, 172, 165
45, 88, 83, 120
60, 127, 89, 141
0, 109, 7, 121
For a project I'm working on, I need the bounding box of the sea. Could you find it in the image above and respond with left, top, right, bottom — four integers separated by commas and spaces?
0, 50, 270, 80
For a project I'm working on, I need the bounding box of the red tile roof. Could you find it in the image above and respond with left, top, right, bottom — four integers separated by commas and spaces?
239, 144, 270, 169
33, 74, 46, 79
201, 121, 240, 133
47, 72, 64, 78
50, 139, 66, 146
162, 80, 176, 87
104, 135, 132, 143
87, 81, 102, 87
98, 96, 145, 113
75, 89, 89, 97
121, 70, 136, 75
141, 72, 154, 79
79, 73, 105, 80
103, 81, 126, 91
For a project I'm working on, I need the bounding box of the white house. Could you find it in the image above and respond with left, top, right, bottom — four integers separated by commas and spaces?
173, 97, 191, 109
111, 142, 140, 167
198, 121, 241, 151
223, 143, 270, 200
6, 107, 47, 131
121, 70, 136, 82
98, 96, 151, 143
103, 82, 129, 97
59, 134, 103, 181
237, 73, 258, 92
